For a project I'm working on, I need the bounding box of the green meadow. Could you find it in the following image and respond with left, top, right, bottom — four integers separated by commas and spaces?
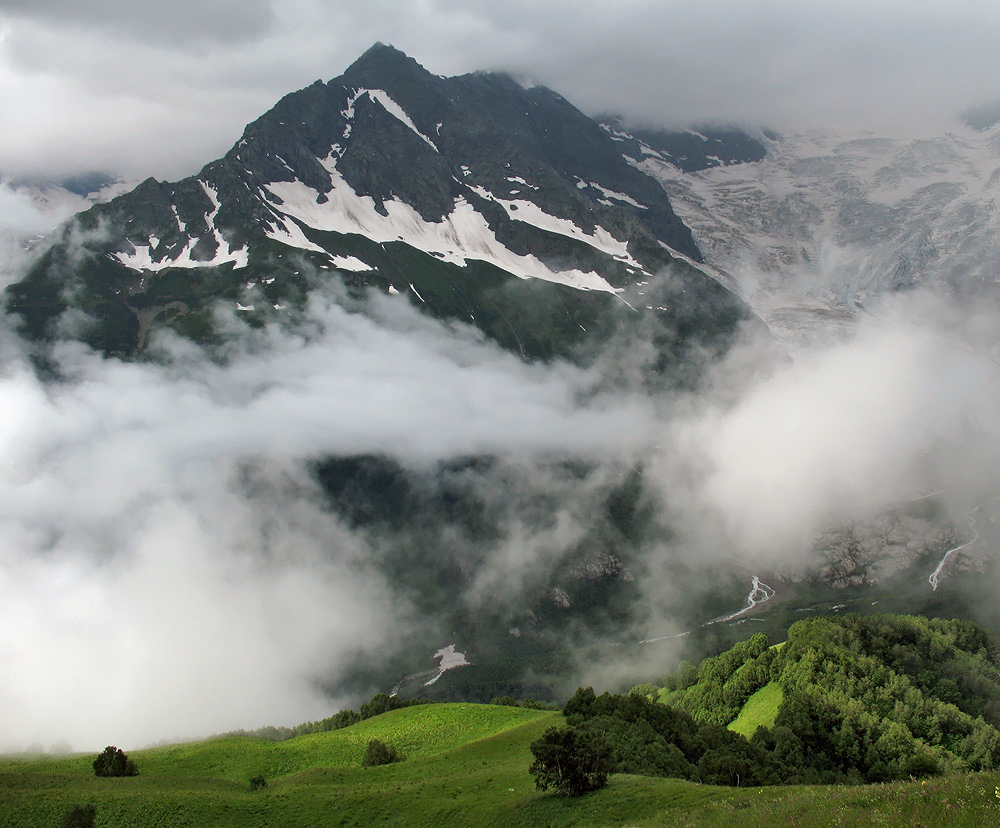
3, 702, 1000, 828
728, 681, 784, 738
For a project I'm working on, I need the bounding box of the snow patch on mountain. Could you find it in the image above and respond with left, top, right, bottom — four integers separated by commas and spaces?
424, 645, 470, 686
263, 168, 622, 294
264, 214, 327, 255
114, 181, 249, 272
465, 184, 640, 266
581, 182, 647, 209
329, 254, 371, 272
343, 88, 438, 152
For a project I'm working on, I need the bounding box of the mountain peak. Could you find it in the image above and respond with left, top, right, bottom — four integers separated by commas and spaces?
342, 42, 426, 81
7, 42, 747, 362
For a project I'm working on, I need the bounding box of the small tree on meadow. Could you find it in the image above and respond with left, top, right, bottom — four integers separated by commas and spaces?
62, 804, 96, 828
93, 745, 139, 777
361, 738, 404, 767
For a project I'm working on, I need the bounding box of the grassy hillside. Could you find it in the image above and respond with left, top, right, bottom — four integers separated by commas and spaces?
3, 702, 1000, 827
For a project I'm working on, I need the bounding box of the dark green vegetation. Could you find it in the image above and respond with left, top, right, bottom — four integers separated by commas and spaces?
563, 685, 777, 786
529, 726, 611, 796
362, 738, 405, 767
60, 804, 96, 828
5, 699, 1000, 827
91, 746, 138, 778
658, 615, 1000, 783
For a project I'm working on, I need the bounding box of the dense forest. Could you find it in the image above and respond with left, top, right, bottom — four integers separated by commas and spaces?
561, 614, 1000, 786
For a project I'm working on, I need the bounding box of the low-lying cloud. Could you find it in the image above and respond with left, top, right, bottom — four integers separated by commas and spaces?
0, 289, 655, 751
1, 238, 999, 751
654, 299, 1000, 570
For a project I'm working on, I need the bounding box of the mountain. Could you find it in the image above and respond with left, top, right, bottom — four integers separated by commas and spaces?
0, 44, 781, 707
5, 43, 756, 369
633, 123, 1000, 349
599, 117, 768, 173
0, 173, 130, 292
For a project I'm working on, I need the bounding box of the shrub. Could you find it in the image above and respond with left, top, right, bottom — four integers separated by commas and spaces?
249, 775, 268, 791
362, 738, 404, 767
93, 745, 138, 777
630, 682, 660, 700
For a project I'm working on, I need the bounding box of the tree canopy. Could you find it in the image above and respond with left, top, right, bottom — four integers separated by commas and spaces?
529, 726, 611, 796
93, 746, 138, 778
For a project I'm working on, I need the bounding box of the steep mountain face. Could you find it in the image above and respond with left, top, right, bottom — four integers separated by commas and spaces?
634, 124, 1000, 349
6, 43, 753, 369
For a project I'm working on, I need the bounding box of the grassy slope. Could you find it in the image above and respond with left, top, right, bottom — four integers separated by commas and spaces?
728, 681, 784, 738
3, 703, 1000, 828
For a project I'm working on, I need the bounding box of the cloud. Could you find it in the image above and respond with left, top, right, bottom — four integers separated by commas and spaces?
1, 236, 999, 749
0, 182, 79, 290
0, 182, 63, 236
1, 0, 274, 46
0, 288, 657, 750
649, 291, 1000, 570
1, 272, 999, 751
4, 1, 1000, 179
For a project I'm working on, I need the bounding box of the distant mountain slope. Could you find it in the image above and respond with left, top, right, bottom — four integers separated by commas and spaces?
599, 118, 768, 173
638, 124, 1000, 349
5, 43, 755, 365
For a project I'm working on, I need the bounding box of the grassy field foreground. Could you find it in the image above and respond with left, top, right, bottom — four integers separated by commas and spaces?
2, 703, 1000, 828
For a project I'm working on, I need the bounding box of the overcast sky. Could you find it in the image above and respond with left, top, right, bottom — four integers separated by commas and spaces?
2, 0, 1000, 182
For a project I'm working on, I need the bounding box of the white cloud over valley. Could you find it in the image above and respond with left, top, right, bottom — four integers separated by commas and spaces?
0, 277, 997, 749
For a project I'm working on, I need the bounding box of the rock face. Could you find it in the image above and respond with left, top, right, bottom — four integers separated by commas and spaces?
6, 43, 755, 369
817, 516, 961, 587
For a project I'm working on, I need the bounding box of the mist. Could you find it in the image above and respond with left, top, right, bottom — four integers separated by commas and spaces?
0, 286, 658, 751
0, 182, 77, 291
655, 297, 1000, 566
1, 239, 999, 751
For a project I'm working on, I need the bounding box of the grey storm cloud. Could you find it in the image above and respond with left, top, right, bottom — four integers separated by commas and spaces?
0, 0, 274, 45
3, 0, 1000, 180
